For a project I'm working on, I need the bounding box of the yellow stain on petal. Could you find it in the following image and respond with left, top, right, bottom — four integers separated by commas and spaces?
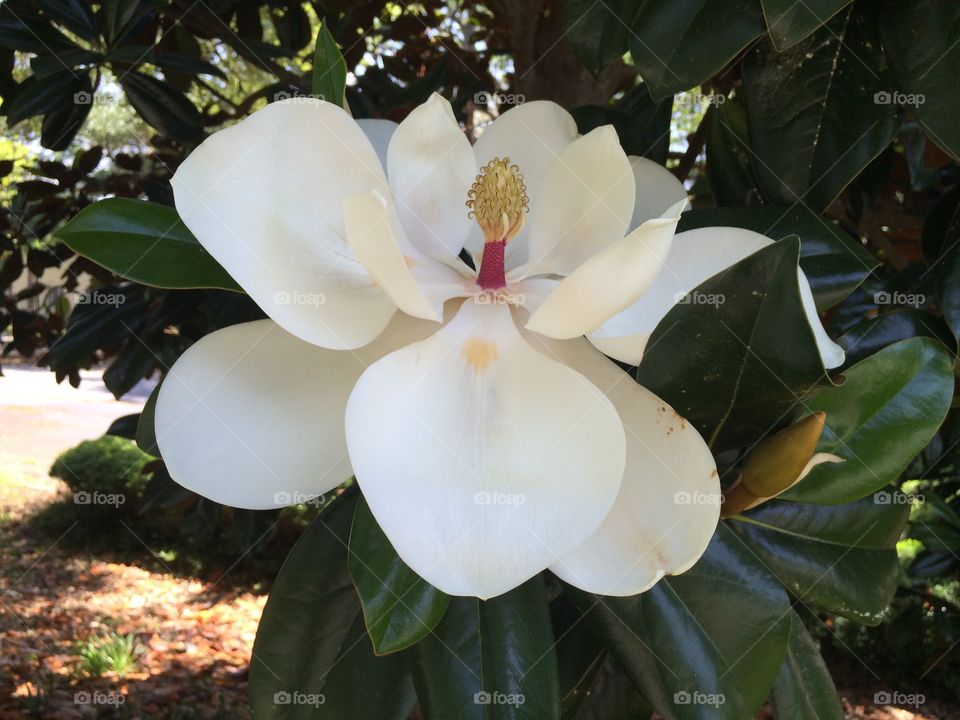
403, 255, 416, 269
461, 338, 499, 373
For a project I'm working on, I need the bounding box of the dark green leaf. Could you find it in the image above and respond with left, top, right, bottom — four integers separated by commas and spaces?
250, 493, 416, 719
40, 86, 93, 151
56, 198, 241, 291
567, 525, 792, 719
923, 188, 960, 340
410, 575, 559, 720
37, 0, 97, 41
628, 0, 766, 100
103, 338, 157, 398
571, 84, 672, 162
677, 206, 877, 310
136, 383, 160, 457
704, 99, 764, 207
742, 7, 900, 211
837, 310, 953, 366
4, 71, 81, 126
348, 498, 450, 654
785, 338, 954, 504
731, 497, 907, 624
140, 464, 194, 512
907, 491, 960, 554
562, 0, 630, 75
110, 46, 225, 79
769, 611, 843, 719
637, 237, 830, 451
100, 0, 144, 43
0, 13, 76, 53
311, 22, 346, 106
30, 49, 102, 78
119, 71, 204, 141
762, 0, 852, 50
105, 413, 140, 439
276, 5, 312, 54
880, 0, 960, 160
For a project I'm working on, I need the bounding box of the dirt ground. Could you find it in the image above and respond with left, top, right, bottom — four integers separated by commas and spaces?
1, 366, 957, 719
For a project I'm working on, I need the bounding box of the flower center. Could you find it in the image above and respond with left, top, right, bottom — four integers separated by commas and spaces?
466, 157, 528, 290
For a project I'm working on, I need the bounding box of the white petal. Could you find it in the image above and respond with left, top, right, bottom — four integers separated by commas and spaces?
345, 300, 626, 599
344, 190, 471, 322
465, 101, 580, 268
156, 315, 436, 510
387, 93, 476, 261
517, 126, 636, 278
587, 227, 846, 369
525, 199, 686, 339
523, 332, 719, 596
628, 156, 689, 231
357, 118, 397, 173
172, 98, 396, 350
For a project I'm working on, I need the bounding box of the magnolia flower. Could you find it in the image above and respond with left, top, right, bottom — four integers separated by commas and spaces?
156, 93, 844, 599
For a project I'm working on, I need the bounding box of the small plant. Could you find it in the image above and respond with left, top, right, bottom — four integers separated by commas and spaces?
75, 632, 143, 679
50, 435, 152, 506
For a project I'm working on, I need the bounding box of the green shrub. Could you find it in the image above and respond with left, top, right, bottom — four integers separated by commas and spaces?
50, 435, 151, 502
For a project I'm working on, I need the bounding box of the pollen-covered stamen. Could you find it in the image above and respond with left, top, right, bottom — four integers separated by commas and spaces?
466, 157, 528, 290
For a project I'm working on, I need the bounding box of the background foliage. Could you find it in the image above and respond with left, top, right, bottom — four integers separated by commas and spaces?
1, 1, 959, 718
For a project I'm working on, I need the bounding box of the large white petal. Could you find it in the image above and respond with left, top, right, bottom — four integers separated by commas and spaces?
357, 118, 397, 173
517, 126, 636, 278
345, 300, 626, 599
156, 315, 436, 510
587, 227, 846, 368
344, 190, 472, 322
525, 199, 686, 339
628, 156, 688, 231
172, 98, 395, 350
523, 332, 720, 596
387, 93, 476, 262
466, 101, 580, 268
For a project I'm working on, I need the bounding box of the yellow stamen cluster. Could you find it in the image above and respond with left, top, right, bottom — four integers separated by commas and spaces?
466, 157, 529, 244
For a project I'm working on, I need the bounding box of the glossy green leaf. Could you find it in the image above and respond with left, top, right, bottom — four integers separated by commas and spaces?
628, 0, 766, 100
571, 84, 672, 163
731, 497, 907, 624
923, 187, 960, 341
4, 70, 81, 126
785, 338, 954, 504
311, 22, 346, 107
56, 198, 241, 291
704, 99, 763, 207
742, 6, 900, 211
30, 49, 102, 78
119, 71, 205, 141
562, 0, 630, 75
769, 611, 843, 720
637, 237, 830, 451
348, 498, 450, 655
37, 0, 97, 41
136, 383, 160, 457
761, 0, 852, 50
110, 46, 226, 79
250, 493, 416, 719
677, 206, 877, 310
837, 310, 953, 366
880, 0, 960, 160
567, 525, 792, 720
410, 575, 559, 720
39, 77, 93, 151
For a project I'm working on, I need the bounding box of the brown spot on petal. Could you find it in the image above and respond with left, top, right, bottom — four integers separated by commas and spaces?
462, 338, 499, 373
403, 255, 416, 269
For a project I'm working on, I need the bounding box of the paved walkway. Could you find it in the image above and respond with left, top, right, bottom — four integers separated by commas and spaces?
0, 366, 154, 491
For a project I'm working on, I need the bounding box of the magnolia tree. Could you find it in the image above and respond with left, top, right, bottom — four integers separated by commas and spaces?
5, 0, 960, 718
